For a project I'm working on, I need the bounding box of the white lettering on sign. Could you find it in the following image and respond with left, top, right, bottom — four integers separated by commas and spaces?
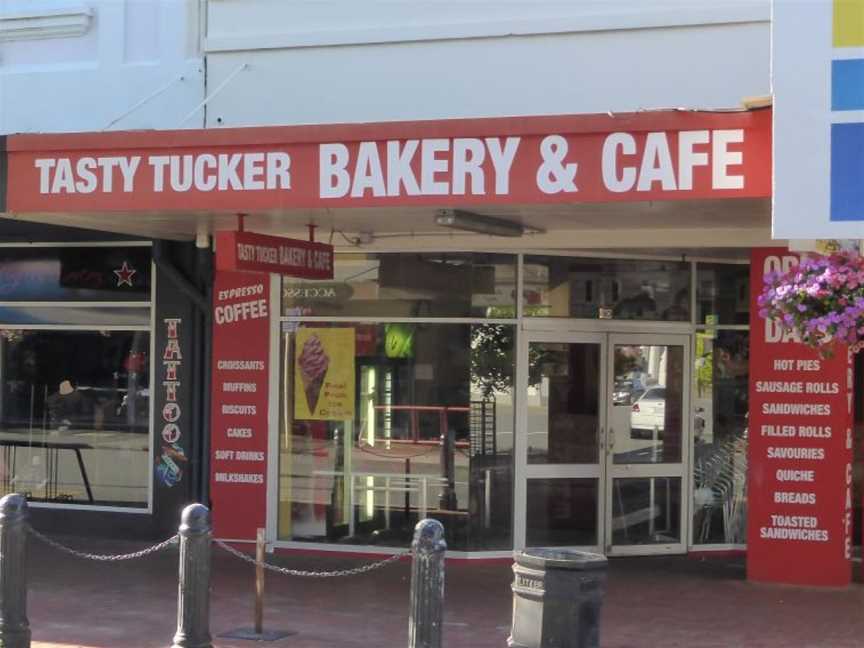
233, 241, 333, 272
216, 360, 265, 371
760, 425, 832, 438
150, 153, 290, 192
214, 450, 263, 461
601, 129, 745, 193
845, 462, 853, 558
761, 402, 831, 415
214, 299, 269, 325
35, 156, 141, 194
160, 318, 184, 449
217, 284, 264, 301
214, 472, 264, 484
319, 137, 521, 199
34, 153, 291, 195
759, 514, 830, 542
775, 469, 816, 482
766, 447, 825, 460
774, 492, 817, 505
223, 382, 258, 393
221, 404, 258, 415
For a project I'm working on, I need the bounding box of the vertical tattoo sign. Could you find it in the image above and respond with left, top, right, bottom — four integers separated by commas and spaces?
156, 317, 187, 487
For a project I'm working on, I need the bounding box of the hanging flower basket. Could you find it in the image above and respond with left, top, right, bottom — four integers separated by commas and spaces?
758, 250, 864, 356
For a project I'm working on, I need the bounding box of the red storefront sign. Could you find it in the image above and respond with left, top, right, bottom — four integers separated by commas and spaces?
210, 271, 271, 540
215, 230, 334, 278
4, 110, 771, 213
747, 248, 853, 586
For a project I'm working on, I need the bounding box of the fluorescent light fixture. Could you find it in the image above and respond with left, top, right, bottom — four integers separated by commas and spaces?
435, 209, 529, 237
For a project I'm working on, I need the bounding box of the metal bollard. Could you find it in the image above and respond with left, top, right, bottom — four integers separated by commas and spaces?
171, 504, 213, 648
0, 494, 30, 648
408, 518, 446, 648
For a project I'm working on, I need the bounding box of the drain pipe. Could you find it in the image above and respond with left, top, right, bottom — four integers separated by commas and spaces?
153, 239, 213, 507
197, 240, 214, 509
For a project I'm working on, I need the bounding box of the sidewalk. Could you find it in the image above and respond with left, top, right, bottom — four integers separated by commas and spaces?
24, 536, 864, 648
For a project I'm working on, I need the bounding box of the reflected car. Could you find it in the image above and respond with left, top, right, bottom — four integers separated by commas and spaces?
630, 387, 666, 438
612, 381, 644, 406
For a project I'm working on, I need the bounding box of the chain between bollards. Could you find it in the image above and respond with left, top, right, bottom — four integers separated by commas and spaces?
0, 494, 30, 648
408, 518, 446, 648
0, 496, 447, 648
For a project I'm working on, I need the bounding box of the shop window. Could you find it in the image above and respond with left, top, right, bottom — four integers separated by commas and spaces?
0, 245, 153, 510
0, 330, 150, 508
278, 322, 514, 550
523, 256, 691, 320
282, 253, 517, 318
696, 263, 749, 325
692, 330, 748, 544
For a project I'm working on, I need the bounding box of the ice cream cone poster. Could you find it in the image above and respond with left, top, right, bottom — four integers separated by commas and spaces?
294, 328, 355, 420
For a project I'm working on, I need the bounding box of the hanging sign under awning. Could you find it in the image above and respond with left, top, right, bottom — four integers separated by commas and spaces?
214, 230, 334, 279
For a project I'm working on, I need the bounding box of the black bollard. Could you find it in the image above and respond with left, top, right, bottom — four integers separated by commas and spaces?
0, 494, 30, 648
408, 518, 446, 648
171, 504, 213, 648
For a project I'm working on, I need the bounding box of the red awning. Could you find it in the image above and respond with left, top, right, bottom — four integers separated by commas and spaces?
2, 108, 771, 216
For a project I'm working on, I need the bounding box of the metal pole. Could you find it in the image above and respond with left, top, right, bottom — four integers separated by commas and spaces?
408, 519, 446, 648
0, 494, 29, 648
254, 528, 265, 635
171, 504, 212, 648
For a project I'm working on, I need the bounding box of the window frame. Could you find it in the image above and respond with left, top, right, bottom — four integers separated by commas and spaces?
0, 242, 154, 514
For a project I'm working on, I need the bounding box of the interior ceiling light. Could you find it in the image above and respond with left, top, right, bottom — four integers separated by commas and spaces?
435, 209, 541, 237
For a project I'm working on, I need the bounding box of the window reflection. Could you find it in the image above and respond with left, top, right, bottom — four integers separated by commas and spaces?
612, 477, 681, 545
612, 345, 684, 464
523, 256, 691, 321
527, 478, 598, 547
0, 330, 150, 507
279, 322, 514, 550
526, 342, 600, 464
283, 253, 516, 319
697, 264, 749, 325
692, 330, 748, 544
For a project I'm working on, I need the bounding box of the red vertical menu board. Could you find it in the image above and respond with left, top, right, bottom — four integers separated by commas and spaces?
747, 248, 853, 586
210, 271, 271, 540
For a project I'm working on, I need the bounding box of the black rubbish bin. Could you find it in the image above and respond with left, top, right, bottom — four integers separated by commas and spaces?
508, 548, 607, 648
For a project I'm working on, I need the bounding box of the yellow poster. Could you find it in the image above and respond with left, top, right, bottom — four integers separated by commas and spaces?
294, 328, 355, 421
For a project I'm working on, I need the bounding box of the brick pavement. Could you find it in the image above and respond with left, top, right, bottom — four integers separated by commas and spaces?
22, 537, 864, 648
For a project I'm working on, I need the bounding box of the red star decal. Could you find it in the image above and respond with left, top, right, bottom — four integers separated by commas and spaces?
113, 261, 137, 287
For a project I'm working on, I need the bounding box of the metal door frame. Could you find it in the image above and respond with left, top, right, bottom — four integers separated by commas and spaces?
515, 322, 691, 556
514, 330, 608, 553
603, 332, 690, 556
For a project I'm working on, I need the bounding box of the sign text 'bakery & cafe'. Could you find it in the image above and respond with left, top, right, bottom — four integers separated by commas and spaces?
2, 109, 771, 214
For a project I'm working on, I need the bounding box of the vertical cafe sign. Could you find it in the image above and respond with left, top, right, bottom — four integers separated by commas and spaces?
210, 271, 271, 539
747, 248, 853, 586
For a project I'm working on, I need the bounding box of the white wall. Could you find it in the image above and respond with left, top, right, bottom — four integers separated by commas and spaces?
0, 1, 771, 133
204, 0, 770, 127
0, 0, 205, 134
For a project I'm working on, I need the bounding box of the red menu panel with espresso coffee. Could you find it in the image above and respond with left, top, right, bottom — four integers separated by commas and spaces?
210, 271, 270, 540
747, 248, 853, 586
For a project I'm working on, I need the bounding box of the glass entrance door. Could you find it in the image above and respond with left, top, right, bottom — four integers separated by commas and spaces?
605, 334, 688, 555
517, 333, 606, 552
517, 330, 690, 556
